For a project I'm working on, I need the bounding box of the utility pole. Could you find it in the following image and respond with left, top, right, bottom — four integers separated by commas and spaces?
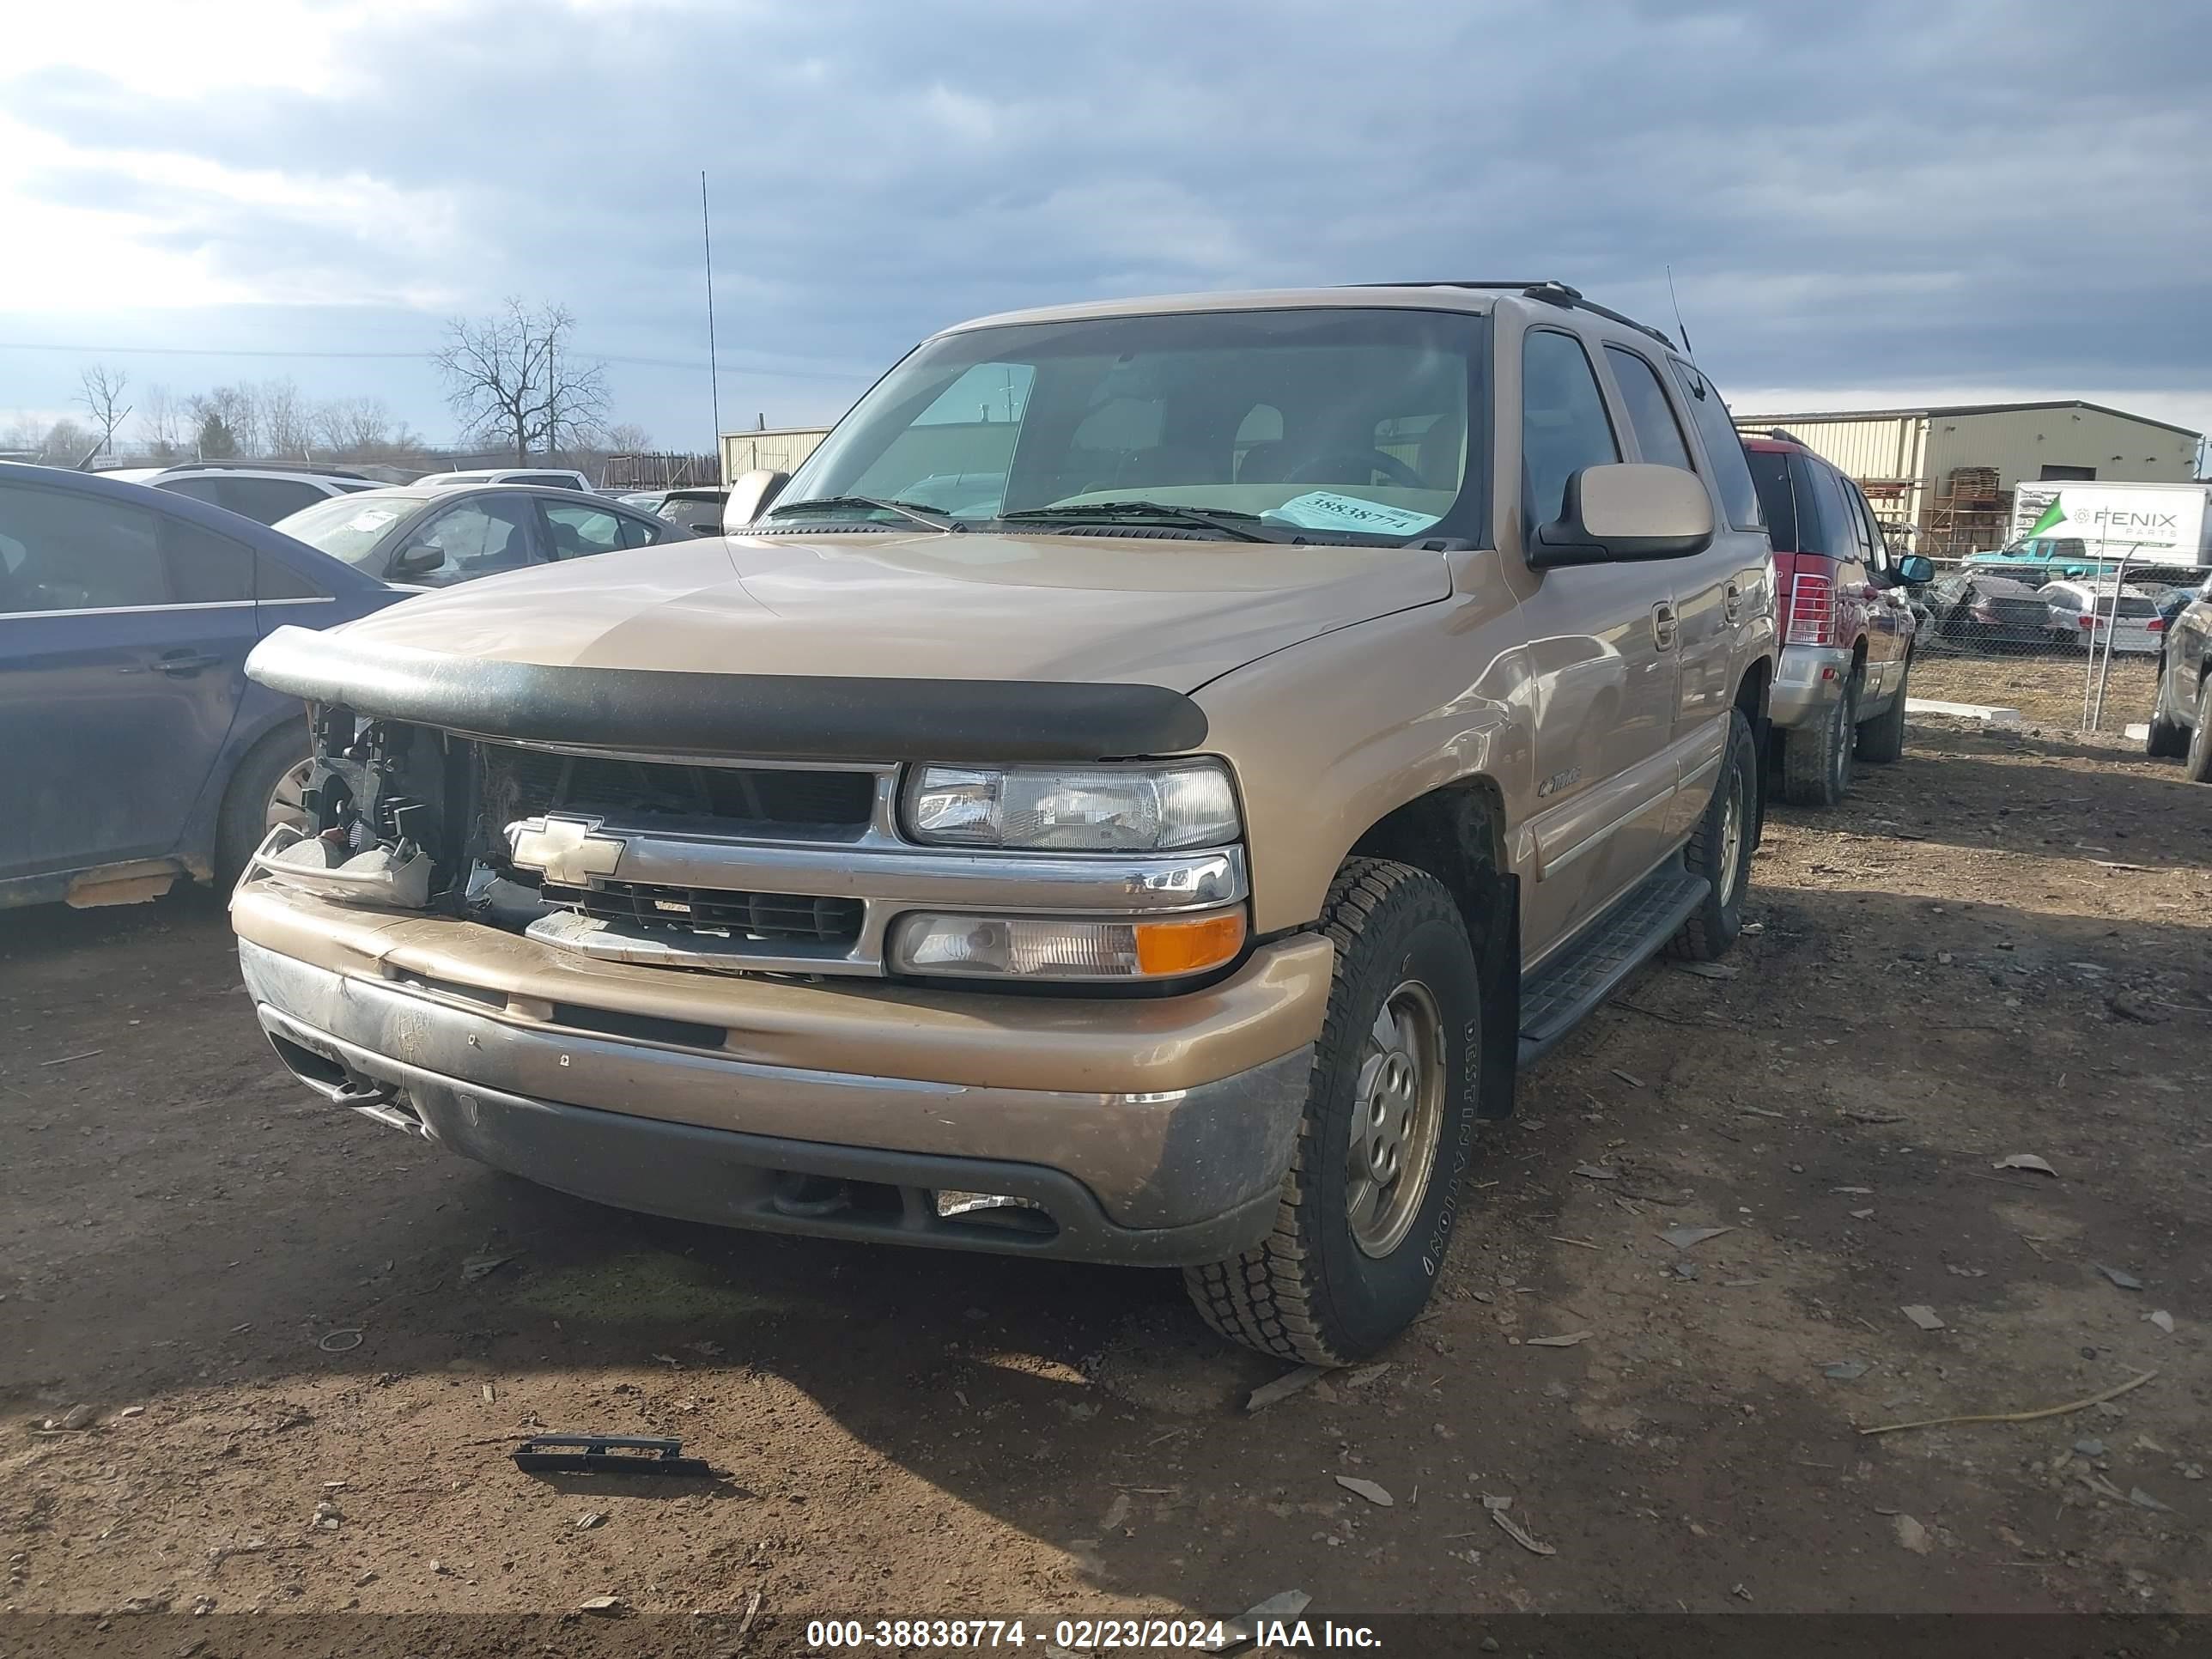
702, 170, 723, 446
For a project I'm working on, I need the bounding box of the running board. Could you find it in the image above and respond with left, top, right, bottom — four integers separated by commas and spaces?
1517, 862, 1709, 1066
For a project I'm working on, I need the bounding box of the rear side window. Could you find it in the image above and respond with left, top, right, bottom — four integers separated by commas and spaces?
163, 518, 255, 602
255, 551, 325, 599
220, 477, 326, 524
0, 483, 167, 612
1667, 361, 1762, 531
1521, 330, 1620, 526
540, 501, 629, 560
515, 473, 584, 489
1603, 347, 1693, 471
1744, 450, 1797, 550
1792, 456, 1855, 560
156, 476, 227, 506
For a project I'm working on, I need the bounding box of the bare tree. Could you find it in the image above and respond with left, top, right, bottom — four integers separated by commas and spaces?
138, 384, 185, 458
434, 299, 609, 463
40, 416, 95, 464
186, 386, 260, 458
259, 376, 314, 459
598, 421, 655, 453
76, 365, 131, 461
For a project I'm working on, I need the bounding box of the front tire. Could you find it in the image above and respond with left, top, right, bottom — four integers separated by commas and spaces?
1781, 677, 1856, 807
1671, 708, 1757, 962
1184, 859, 1481, 1365
2185, 676, 2212, 785
2146, 660, 2190, 759
1856, 655, 1911, 763
216, 726, 313, 889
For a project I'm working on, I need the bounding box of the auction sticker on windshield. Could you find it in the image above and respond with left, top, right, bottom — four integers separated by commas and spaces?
1262, 491, 1440, 536
347, 508, 400, 533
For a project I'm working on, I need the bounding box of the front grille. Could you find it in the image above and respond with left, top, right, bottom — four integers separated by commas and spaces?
477, 743, 875, 841
540, 879, 864, 946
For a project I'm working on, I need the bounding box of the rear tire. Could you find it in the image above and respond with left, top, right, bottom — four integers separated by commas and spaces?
2146, 660, 2190, 759
216, 724, 313, 889
1855, 655, 1911, 763
2185, 677, 2212, 785
1670, 708, 1757, 962
1184, 859, 1481, 1365
1781, 678, 1856, 807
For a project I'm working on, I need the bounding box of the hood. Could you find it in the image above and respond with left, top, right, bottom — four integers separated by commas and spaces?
331, 529, 1451, 693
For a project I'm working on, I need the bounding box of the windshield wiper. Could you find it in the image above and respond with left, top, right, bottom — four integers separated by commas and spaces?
997, 501, 1269, 543
764, 495, 957, 532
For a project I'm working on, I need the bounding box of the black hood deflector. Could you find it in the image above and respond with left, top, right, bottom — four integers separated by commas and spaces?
245, 627, 1209, 763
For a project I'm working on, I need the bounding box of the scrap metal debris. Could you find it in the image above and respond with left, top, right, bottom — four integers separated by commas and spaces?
2128, 1487, 2173, 1513
512, 1434, 714, 1478
316, 1328, 363, 1353
2097, 1265, 2144, 1291
1660, 1225, 1733, 1250
1526, 1331, 1592, 1348
1901, 1305, 1947, 1331
1572, 1165, 1619, 1182
1822, 1360, 1870, 1382
2148, 1310, 2175, 1334
578, 1595, 625, 1615
1992, 1154, 2057, 1176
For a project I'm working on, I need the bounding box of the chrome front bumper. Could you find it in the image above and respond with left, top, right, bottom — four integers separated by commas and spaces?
240, 939, 1314, 1265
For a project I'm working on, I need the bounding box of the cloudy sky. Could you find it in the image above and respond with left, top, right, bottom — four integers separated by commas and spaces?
3, 0, 2207, 456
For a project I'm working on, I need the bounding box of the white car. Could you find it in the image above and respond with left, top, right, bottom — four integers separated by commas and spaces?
416, 466, 597, 493
2037, 580, 2165, 654
98, 463, 379, 526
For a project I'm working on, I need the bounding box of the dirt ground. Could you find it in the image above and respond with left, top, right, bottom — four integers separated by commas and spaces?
1913, 649, 2159, 732
4, 715, 2210, 1646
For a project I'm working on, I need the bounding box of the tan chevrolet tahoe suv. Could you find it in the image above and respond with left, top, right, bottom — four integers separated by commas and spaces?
232, 282, 1778, 1363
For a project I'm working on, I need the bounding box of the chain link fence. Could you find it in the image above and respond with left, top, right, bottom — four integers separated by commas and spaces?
1903, 556, 2179, 732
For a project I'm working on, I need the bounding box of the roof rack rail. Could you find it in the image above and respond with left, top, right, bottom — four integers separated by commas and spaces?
138, 459, 377, 480
1349, 281, 1675, 350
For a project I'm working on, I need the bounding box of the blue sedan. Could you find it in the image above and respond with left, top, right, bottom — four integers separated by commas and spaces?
0, 461, 404, 909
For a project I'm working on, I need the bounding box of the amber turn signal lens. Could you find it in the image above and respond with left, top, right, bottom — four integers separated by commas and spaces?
1132, 912, 1246, 976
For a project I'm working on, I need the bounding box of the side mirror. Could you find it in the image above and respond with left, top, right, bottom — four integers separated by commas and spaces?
1528, 463, 1714, 568
724, 469, 789, 530
1896, 553, 1936, 585
392, 541, 443, 577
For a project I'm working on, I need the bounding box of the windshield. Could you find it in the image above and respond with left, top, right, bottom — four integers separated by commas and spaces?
276, 492, 428, 567
771, 307, 1486, 544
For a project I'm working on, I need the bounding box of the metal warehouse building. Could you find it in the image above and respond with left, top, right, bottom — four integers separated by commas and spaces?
1733, 400, 2202, 551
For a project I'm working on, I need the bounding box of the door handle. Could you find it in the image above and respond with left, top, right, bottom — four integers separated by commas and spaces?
155, 650, 226, 676
1651, 603, 1678, 650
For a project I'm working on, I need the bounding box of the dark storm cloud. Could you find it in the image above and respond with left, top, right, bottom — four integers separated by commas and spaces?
6, 0, 2208, 435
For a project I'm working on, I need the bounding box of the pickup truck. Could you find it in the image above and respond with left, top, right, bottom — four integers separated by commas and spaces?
231, 282, 1778, 1362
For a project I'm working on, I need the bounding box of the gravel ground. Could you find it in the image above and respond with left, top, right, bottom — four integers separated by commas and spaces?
4, 717, 2209, 1650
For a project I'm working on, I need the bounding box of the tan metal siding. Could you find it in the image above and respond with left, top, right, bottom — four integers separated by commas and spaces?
720, 428, 830, 483
1923, 408, 2197, 492
1733, 414, 1924, 483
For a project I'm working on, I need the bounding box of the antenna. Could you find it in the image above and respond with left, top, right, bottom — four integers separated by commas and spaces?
1666, 265, 1696, 361
701, 170, 723, 444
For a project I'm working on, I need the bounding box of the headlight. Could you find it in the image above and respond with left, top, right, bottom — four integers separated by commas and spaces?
902, 761, 1239, 852
889, 909, 1246, 981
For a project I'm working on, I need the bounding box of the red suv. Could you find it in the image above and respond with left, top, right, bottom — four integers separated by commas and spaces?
1742, 433, 1931, 807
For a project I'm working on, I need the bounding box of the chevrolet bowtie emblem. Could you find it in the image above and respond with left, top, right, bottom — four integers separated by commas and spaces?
507, 816, 624, 887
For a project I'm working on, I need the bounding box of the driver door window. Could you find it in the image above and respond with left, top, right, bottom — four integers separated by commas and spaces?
410, 497, 536, 585
1521, 330, 1620, 528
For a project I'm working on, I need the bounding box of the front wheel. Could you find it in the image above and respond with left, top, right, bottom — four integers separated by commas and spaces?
2145, 660, 2190, 759
1184, 859, 1481, 1365
216, 727, 313, 889
2185, 676, 2212, 785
